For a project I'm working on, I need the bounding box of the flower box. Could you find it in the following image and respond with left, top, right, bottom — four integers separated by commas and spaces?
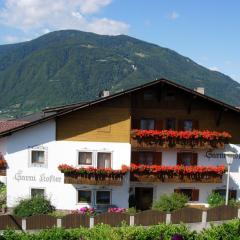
130, 164, 225, 183
131, 130, 231, 149
58, 164, 129, 186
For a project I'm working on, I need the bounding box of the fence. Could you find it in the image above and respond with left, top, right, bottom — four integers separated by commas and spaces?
0, 206, 240, 231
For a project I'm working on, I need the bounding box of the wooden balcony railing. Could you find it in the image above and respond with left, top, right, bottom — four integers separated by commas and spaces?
131, 130, 231, 150
58, 164, 128, 186
130, 164, 225, 183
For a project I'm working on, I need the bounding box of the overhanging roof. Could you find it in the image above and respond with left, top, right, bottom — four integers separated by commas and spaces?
0, 78, 239, 138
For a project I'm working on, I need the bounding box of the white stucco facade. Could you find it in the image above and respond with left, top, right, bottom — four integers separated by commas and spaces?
2, 120, 131, 210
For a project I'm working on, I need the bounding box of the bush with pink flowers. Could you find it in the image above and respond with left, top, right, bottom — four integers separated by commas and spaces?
108, 207, 126, 213
71, 207, 95, 215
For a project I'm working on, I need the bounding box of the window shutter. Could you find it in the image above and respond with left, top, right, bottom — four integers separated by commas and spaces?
131, 152, 139, 164
153, 152, 162, 165
178, 120, 184, 130
132, 118, 140, 129
191, 189, 199, 201
155, 120, 163, 130
177, 153, 183, 165
191, 153, 198, 166
193, 120, 199, 130
229, 190, 237, 200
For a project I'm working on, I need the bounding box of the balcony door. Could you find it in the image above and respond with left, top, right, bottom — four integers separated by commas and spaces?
135, 187, 153, 210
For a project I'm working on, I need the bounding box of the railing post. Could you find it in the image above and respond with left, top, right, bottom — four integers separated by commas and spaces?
90, 216, 94, 228
130, 215, 135, 226
202, 211, 207, 223
21, 218, 26, 231
238, 209, 240, 218
166, 213, 171, 224
57, 218, 62, 228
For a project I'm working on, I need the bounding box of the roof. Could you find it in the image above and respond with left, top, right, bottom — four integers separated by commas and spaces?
0, 120, 29, 133
0, 78, 239, 138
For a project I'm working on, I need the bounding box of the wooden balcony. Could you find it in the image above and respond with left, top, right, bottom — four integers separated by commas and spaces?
63, 173, 124, 186
130, 172, 223, 183
131, 130, 230, 150
0, 169, 6, 176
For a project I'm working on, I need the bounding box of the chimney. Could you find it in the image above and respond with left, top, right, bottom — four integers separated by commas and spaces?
194, 87, 205, 95
99, 90, 110, 98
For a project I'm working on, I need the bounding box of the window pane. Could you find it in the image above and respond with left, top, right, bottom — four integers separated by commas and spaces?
96, 191, 111, 205
179, 189, 192, 200
78, 190, 91, 203
140, 119, 155, 130
97, 153, 111, 168
31, 151, 45, 164
78, 152, 92, 165
181, 153, 192, 166
166, 118, 176, 130
183, 121, 193, 131
31, 189, 44, 198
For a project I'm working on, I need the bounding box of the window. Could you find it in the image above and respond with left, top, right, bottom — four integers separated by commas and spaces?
78, 152, 93, 165
183, 120, 193, 131
132, 151, 162, 166
31, 150, 45, 164
175, 189, 199, 201
140, 119, 155, 130
97, 152, 112, 168
139, 152, 154, 165
96, 191, 111, 205
31, 188, 45, 198
143, 92, 155, 101
78, 190, 92, 203
165, 118, 176, 130
177, 152, 198, 166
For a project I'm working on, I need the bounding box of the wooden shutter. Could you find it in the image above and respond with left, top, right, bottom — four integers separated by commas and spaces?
131, 151, 139, 164
177, 153, 183, 165
190, 153, 198, 166
153, 152, 162, 165
191, 189, 199, 201
229, 190, 237, 200
155, 120, 163, 130
192, 120, 199, 130
178, 120, 184, 130
132, 118, 140, 129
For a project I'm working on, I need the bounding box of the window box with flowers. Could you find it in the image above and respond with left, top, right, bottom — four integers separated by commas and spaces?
0, 153, 7, 176
131, 130, 231, 149
130, 164, 226, 183
58, 164, 129, 185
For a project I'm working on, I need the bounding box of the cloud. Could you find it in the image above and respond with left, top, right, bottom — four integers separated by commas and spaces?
2, 35, 30, 44
209, 66, 220, 71
0, 0, 129, 36
168, 11, 179, 20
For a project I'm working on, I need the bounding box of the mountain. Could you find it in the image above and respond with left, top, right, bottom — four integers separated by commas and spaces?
0, 30, 239, 119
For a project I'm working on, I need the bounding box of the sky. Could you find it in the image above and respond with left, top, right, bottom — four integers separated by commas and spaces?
0, 0, 239, 82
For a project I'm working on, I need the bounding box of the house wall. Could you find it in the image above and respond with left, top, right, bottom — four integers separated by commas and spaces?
56, 96, 131, 143
6, 120, 131, 209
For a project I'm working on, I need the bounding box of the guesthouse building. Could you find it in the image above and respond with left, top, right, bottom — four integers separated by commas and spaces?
0, 79, 240, 211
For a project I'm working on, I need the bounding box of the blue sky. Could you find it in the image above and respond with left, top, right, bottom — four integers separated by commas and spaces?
0, 0, 239, 82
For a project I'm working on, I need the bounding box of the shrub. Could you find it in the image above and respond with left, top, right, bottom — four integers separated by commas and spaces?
13, 195, 55, 217
152, 193, 188, 212
207, 192, 225, 207
71, 207, 95, 215
0, 183, 6, 208
108, 208, 126, 213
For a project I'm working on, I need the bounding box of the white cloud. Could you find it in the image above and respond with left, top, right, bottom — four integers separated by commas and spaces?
209, 66, 220, 71
3, 35, 30, 43
0, 0, 129, 36
168, 11, 179, 20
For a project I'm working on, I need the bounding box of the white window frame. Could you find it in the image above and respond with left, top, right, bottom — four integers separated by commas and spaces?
96, 151, 113, 169
95, 190, 112, 206
76, 150, 94, 167
30, 187, 45, 198
28, 146, 47, 168
76, 189, 93, 204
